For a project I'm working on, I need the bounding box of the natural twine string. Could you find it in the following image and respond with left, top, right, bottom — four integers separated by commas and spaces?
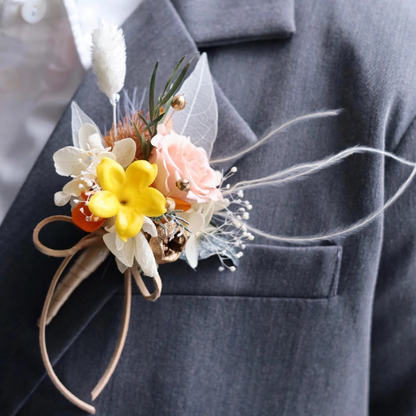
33, 215, 162, 414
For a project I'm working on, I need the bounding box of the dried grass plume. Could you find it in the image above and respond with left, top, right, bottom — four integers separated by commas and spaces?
91, 20, 126, 100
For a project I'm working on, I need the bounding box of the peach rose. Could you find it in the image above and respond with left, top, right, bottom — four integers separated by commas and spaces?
149, 126, 222, 204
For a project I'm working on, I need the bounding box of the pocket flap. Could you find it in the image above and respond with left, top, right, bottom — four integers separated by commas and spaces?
158, 244, 342, 299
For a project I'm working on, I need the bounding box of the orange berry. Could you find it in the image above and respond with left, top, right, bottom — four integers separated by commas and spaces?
72, 202, 105, 233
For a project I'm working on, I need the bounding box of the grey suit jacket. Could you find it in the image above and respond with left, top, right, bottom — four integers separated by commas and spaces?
2, 0, 416, 414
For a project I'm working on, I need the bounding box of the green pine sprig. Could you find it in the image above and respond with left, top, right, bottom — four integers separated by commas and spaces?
137, 54, 197, 160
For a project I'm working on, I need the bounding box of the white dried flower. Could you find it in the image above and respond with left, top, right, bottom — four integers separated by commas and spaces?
91, 20, 126, 101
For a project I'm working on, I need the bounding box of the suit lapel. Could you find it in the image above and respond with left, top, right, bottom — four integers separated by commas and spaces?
0, 0, 295, 413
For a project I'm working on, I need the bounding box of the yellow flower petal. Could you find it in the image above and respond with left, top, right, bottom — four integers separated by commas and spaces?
89, 191, 120, 218
125, 160, 158, 191
135, 187, 167, 217
116, 186, 140, 210
97, 157, 125, 193
115, 206, 144, 241
91, 158, 165, 240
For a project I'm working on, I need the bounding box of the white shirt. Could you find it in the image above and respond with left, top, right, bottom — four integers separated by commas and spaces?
0, 0, 142, 223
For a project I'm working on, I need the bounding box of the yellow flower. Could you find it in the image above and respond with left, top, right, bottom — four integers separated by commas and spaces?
88, 157, 166, 242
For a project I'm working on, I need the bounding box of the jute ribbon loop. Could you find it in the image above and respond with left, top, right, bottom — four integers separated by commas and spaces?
34, 215, 162, 414
34, 215, 105, 257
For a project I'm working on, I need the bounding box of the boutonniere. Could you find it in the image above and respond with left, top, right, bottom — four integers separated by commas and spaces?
34, 21, 416, 414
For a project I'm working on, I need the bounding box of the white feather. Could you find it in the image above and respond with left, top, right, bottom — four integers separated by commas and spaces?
210, 110, 342, 164
220, 147, 416, 243
244, 165, 416, 243
170, 52, 218, 157
225, 146, 416, 194
91, 20, 126, 100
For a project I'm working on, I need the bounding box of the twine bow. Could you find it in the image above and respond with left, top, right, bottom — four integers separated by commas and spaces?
33, 215, 162, 414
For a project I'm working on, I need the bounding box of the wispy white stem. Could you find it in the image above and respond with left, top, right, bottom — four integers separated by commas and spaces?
243, 164, 416, 243
210, 110, 342, 164
224, 146, 416, 195
112, 96, 117, 136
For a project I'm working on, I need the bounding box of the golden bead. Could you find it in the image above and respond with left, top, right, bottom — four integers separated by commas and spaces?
176, 178, 191, 192
171, 95, 186, 111
165, 197, 176, 213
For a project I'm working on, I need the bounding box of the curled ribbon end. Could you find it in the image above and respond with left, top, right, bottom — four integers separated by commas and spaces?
38, 251, 98, 415
34, 216, 163, 411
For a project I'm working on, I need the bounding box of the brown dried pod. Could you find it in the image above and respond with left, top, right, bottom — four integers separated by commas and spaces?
146, 221, 187, 264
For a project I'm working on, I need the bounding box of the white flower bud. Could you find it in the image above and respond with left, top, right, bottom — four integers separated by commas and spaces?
233, 220, 242, 228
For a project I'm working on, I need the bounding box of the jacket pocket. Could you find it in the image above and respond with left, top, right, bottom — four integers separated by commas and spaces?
158, 244, 342, 299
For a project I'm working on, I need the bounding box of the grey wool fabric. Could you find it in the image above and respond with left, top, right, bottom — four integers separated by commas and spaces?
1, 0, 416, 414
